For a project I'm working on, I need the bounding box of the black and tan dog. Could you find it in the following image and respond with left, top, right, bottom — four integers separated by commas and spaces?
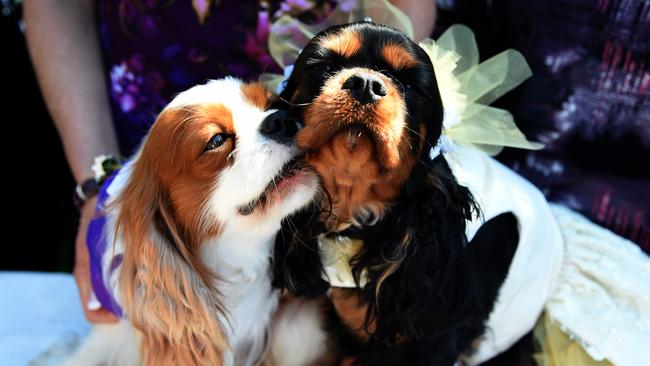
272, 22, 521, 365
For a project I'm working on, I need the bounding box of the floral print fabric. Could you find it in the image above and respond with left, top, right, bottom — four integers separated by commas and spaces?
98, 0, 334, 154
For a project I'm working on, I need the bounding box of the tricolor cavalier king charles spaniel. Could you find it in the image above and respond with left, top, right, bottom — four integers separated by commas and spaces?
65, 78, 320, 366
273, 23, 520, 365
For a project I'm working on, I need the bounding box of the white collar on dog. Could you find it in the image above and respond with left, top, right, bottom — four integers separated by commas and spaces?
319, 234, 367, 288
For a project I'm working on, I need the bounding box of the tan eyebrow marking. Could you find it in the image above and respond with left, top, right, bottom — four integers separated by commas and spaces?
241, 82, 271, 110
381, 43, 419, 70
320, 28, 362, 58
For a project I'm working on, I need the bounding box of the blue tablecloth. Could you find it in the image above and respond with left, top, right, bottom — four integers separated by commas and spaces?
0, 272, 91, 366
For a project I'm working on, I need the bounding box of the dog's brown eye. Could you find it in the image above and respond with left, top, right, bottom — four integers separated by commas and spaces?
205, 133, 229, 152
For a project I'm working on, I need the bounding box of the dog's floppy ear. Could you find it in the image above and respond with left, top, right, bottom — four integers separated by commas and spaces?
114, 117, 227, 365
273, 201, 331, 298
349, 157, 485, 347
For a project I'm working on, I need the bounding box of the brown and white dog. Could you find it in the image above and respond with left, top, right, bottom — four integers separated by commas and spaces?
64, 78, 320, 366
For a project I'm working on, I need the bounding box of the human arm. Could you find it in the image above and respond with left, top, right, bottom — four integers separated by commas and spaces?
24, 0, 120, 183
24, 0, 119, 323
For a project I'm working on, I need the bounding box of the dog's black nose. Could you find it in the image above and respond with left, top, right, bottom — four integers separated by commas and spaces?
260, 110, 300, 143
342, 74, 387, 104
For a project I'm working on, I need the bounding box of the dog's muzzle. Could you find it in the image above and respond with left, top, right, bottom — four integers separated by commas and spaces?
342, 73, 387, 105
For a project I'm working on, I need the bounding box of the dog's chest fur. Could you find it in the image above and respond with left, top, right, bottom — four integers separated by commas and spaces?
202, 228, 280, 365
307, 139, 414, 228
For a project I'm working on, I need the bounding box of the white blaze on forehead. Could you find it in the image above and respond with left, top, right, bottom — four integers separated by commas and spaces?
167, 77, 255, 110
168, 78, 307, 233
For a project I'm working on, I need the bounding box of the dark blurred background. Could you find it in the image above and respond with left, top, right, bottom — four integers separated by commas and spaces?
2, 1, 77, 272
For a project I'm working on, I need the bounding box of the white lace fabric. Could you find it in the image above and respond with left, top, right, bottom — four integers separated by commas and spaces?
545, 204, 650, 366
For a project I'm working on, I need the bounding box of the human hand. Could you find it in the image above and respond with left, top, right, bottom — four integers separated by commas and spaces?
73, 196, 119, 323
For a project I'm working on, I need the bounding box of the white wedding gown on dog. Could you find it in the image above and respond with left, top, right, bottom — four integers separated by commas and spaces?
447, 143, 650, 366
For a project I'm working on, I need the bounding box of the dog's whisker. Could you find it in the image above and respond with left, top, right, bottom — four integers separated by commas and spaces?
278, 95, 312, 107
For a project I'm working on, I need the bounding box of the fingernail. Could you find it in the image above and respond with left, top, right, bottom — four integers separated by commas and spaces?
87, 291, 101, 310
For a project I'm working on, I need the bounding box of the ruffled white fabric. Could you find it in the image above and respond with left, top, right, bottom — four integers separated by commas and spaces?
545, 205, 650, 366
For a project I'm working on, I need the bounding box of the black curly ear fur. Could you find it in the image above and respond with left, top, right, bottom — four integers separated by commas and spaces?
272, 198, 331, 298
341, 154, 487, 347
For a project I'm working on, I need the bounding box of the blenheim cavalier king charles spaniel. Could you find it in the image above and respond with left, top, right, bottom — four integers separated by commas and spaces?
65, 78, 320, 366
273, 23, 521, 365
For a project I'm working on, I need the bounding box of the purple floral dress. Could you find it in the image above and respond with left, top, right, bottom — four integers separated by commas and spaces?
98, 0, 334, 155
437, 0, 650, 250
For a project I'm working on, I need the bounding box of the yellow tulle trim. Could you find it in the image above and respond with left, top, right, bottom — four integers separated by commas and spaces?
263, 1, 543, 156
419, 25, 543, 155
534, 313, 614, 366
